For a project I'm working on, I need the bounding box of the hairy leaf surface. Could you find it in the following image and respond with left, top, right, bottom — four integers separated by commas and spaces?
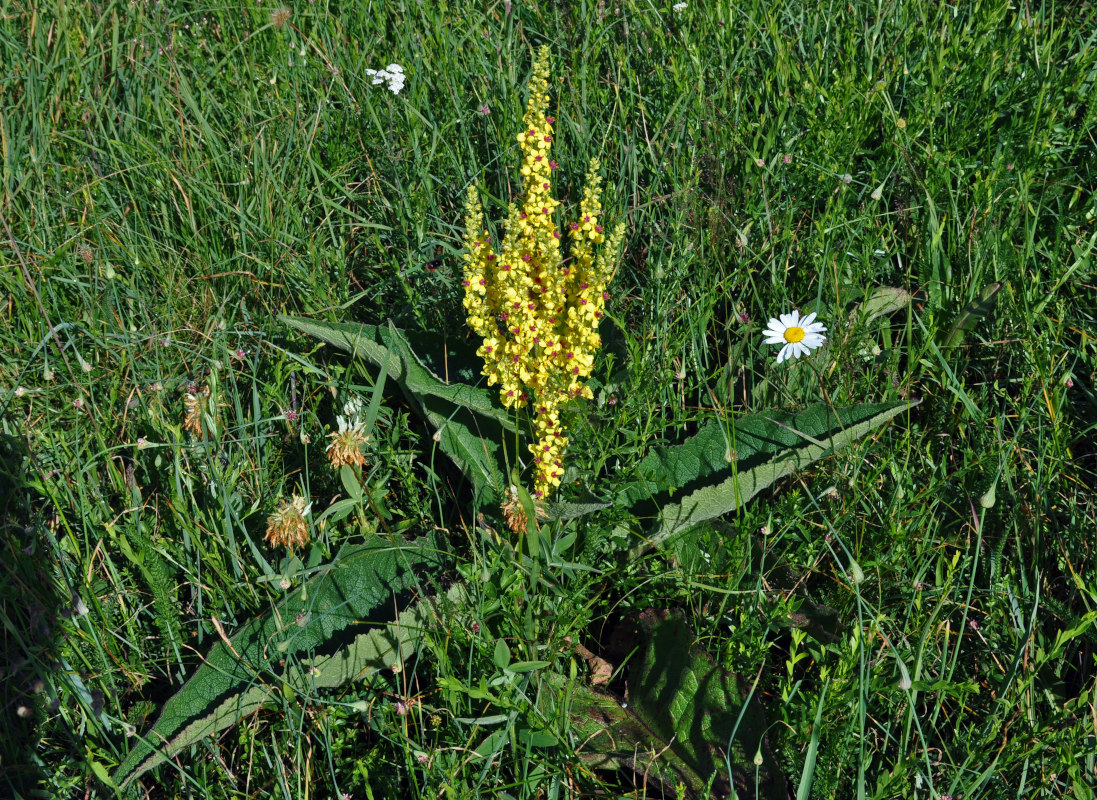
558, 611, 787, 799
624, 401, 919, 556
280, 316, 514, 500
114, 537, 445, 789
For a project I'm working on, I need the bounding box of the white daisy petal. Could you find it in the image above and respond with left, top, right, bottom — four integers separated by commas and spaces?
763, 308, 827, 363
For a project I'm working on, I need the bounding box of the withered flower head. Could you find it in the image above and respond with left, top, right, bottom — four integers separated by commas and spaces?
270, 6, 292, 27
500, 484, 545, 536
265, 494, 310, 553
183, 386, 211, 438
327, 420, 369, 469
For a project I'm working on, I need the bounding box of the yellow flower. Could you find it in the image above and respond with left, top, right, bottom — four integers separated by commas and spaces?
265, 494, 310, 553
460, 47, 624, 498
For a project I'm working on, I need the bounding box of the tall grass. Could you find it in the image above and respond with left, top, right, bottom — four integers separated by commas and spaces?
2, 0, 1095, 797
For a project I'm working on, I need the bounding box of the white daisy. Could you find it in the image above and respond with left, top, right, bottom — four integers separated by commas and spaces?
762, 310, 827, 363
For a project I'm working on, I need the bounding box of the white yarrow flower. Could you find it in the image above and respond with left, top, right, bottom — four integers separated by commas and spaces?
762, 310, 827, 364
673, 2, 687, 10
366, 64, 405, 94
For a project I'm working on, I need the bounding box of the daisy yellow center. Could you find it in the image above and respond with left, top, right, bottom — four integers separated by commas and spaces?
784, 326, 806, 343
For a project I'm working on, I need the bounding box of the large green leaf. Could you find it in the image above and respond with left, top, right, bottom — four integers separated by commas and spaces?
280, 316, 514, 501
848, 286, 912, 327
625, 401, 919, 556
113, 537, 446, 789
556, 610, 787, 799
279, 316, 510, 427
944, 282, 1002, 347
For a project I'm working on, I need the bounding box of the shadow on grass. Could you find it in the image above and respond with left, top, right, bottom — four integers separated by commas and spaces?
0, 431, 70, 796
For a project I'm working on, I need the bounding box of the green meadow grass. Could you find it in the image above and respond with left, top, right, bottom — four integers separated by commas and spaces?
2, 0, 1095, 797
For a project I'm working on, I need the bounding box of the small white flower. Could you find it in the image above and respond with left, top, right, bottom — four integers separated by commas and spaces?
762, 310, 827, 364
336, 397, 365, 432
672, 1, 687, 10
366, 64, 405, 94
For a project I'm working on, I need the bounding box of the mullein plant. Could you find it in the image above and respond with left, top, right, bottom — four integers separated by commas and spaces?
462, 47, 625, 500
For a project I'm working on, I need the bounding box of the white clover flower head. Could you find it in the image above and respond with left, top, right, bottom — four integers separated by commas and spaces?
763, 310, 827, 364
336, 396, 365, 432
366, 64, 405, 94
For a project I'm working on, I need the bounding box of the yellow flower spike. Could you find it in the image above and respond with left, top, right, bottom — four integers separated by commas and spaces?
460, 47, 624, 499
